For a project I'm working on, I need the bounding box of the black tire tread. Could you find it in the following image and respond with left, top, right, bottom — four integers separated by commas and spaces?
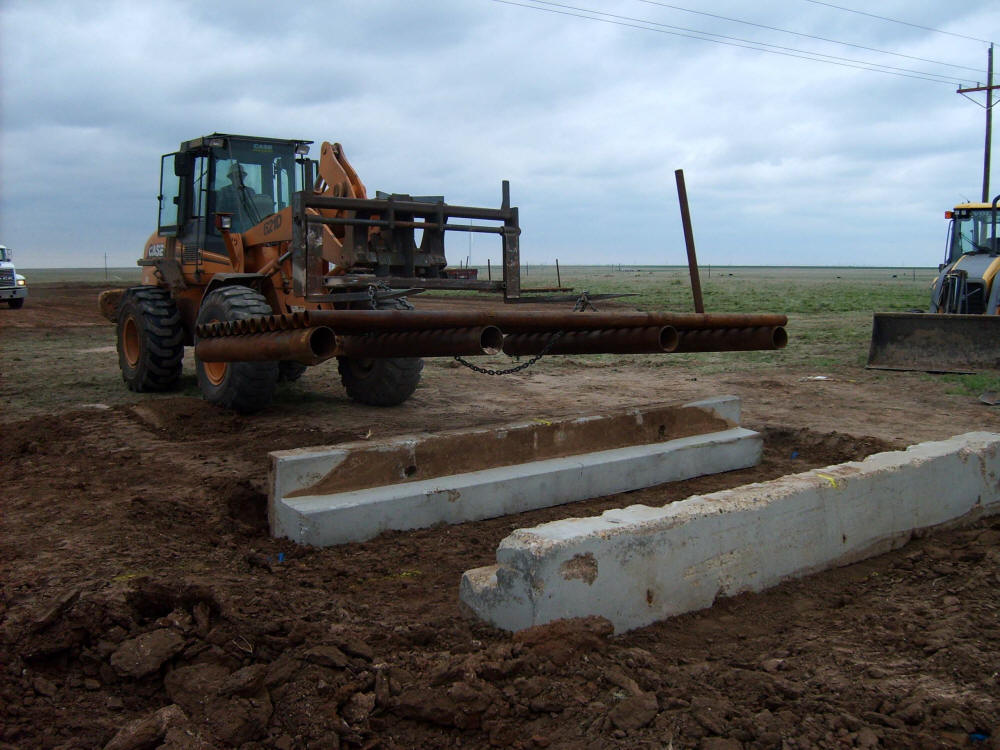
117, 286, 184, 392
278, 361, 308, 383
337, 297, 423, 406
195, 286, 278, 413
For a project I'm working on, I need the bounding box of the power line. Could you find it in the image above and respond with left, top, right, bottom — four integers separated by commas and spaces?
497, 0, 973, 86
632, 0, 984, 73
797, 0, 995, 45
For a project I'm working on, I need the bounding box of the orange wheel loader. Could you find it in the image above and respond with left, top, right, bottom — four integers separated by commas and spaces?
102, 133, 523, 413
102, 133, 789, 414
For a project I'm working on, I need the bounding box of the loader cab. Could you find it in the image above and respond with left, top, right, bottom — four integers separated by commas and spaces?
157, 134, 312, 261
944, 204, 999, 265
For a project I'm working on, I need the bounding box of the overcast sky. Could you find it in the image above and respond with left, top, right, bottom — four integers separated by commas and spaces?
1, 0, 997, 268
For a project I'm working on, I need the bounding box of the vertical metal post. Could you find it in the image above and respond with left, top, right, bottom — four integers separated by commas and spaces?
674, 169, 705, 313
501, 181, 520, 301
959, 45, 997, 203
984, 44, 994, 203
556, 258, 561, 288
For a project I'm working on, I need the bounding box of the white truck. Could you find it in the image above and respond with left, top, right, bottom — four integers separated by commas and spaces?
0, 245, 28, 308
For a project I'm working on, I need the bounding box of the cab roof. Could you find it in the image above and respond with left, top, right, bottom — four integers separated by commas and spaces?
953, 202, 998, 210
179, 133, 313, 152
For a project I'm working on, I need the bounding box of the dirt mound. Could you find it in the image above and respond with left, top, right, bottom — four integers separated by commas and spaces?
3, 284, 999, 748
0, 412, 89, 456
755, 426, 900, 480
5, 520, 998, 749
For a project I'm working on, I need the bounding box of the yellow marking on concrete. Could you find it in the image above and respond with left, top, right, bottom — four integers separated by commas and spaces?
815, 472, 839, 488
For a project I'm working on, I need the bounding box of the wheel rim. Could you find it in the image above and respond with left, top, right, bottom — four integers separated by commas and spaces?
203, 359, 228, 386
201, 317, 228, 385
123, 316, 140, 367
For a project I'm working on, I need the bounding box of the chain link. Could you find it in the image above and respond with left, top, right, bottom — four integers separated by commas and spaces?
453, 328, 565, 376
451, 290, 599, 376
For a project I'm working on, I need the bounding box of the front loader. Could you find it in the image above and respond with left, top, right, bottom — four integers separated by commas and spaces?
868, 198, 1000, 373
104, 133, 788, 413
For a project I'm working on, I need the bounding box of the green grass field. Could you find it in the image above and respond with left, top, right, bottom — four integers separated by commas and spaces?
18, 267, 144, 284
9, 265, 995, 405
436, 264, 938, 374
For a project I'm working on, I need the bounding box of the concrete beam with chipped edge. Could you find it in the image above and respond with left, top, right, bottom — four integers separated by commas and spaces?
459, 432, 1000, 634
272, 427, 761, 545
268, 395, 742, 539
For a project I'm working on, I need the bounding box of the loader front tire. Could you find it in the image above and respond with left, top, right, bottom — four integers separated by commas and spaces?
337, 297, 423, 406
195, 286, 278, 413
117, 286, 184, 392
337, 356, 423, 406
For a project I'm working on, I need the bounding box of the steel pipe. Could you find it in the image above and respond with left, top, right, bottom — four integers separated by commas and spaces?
674, 326, 788, 353
338, 326, 503, 359
301, 310, 788, 335
198, 310, 788, 337
195, 326, 339, 365
502, 327, 678, 356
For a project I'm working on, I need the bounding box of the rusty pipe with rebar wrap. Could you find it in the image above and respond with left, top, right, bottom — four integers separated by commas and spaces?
195, 327, 339, 365
192, 312, 787, 361
195, 325, 505, 363
305, 309, 785, 334
339, 327, 503, 358
674, 326, 787, 352
196, 310, 788, 338
502, 326, 679, 356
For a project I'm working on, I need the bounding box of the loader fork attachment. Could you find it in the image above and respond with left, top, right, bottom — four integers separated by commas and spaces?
291, 183, 521, 303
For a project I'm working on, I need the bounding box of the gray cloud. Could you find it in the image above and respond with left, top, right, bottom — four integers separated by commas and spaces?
1, 0, 996, 268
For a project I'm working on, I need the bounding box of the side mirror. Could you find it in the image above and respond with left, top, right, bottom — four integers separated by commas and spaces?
174, 153, 194, 177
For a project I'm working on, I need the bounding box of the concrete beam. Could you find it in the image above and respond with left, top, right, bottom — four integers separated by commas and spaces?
269, 397, 760, 546
460, 432, 1000, 634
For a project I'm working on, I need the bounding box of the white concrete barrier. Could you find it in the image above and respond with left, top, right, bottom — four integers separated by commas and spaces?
460, 432, 1000, 633
269, 397, 760, 546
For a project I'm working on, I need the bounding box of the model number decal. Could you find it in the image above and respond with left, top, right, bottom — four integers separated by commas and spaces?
260, 214, 283, 235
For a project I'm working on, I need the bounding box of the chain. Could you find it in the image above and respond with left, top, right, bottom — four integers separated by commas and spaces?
451, 291, 600, 376
453, 328, 565, 376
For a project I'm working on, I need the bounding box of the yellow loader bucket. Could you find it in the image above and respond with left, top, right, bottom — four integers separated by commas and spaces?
867, 313, 1000, 374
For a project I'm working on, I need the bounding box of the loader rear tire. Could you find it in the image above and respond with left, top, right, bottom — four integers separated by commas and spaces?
117, 286, 184, 392
337, 356, 423, 406
195, 286, 278, 413
278, 361, 307, 383
337, 297, 423, 406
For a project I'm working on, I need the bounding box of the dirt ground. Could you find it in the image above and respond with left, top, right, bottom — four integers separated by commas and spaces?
1, 284, 999, 750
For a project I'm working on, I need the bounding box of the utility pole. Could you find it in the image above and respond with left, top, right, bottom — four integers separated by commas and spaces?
958, 44, 998, 202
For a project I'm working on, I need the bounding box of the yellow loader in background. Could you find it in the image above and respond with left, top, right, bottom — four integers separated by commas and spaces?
867, 199, 1000, 373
